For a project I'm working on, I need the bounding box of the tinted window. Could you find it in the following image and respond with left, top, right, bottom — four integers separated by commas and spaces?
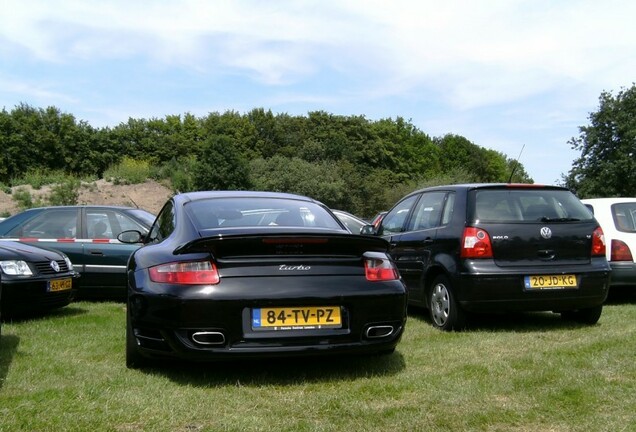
8, 208, 78, 238
472, 189, 593, 222
185, 198, 342, 230
149, 201, 175, 242
407, 192, 446, 231
441, 192, 455, 225
124, 209, 156, 228
87, 209, 150, 239
379, 194, 419, 235
335, 212, 364, 234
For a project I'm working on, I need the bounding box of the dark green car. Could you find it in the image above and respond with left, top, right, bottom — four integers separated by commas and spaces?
0, 205, 155, 299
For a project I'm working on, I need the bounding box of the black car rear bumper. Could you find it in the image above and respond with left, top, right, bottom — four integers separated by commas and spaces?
455, 261, 610, 312
128, 280, 407, 360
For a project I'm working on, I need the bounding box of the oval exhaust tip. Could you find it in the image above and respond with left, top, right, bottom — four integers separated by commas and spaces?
191, 331, 226, 345
365, 325, 394, 339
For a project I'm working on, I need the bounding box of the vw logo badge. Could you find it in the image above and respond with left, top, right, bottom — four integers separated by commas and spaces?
540, 227, 552, 239
50, 260, 61, 272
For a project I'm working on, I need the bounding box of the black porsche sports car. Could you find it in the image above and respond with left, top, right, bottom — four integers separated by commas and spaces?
120, 191, 407, 368
0, 240, 79, 317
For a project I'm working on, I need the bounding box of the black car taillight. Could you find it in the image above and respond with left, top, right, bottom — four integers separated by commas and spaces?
461, 227, 493, 259
149, 261, 220, 285
591, 227, 606, 257
611, 239, 633, 262
364, 254, 399, 281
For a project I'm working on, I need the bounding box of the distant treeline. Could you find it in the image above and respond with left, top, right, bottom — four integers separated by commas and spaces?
0, 103, 531, 217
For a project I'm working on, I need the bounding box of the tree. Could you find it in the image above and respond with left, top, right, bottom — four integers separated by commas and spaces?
249, 156, 347, 208
565, 85, 636, 197
192, 135, 252, 191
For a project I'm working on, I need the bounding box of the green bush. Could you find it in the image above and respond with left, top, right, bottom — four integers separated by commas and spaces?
103, 157, 151, 185
11, 187, 45, 210
48, 178, 81, 206
12, 169, 69, 189
155, 157, 198, 193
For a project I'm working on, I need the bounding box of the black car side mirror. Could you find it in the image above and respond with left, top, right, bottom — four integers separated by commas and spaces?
360, 224, 376, 236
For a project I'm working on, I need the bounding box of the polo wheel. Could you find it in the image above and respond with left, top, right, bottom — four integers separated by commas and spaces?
428, 275, 466, 331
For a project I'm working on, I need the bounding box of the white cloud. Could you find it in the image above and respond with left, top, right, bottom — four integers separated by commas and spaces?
2, 0, 636, 184
0, 74, 77, 105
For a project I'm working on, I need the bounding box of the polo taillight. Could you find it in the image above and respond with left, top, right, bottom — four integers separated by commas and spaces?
149, 261, 220, 285
611, 239, 633, 262
461, 227, 493, 259
591, 227, 606, 257
364, 256, 399, 281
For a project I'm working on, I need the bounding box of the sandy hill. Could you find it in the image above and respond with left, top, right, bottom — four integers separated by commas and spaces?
0, 179, 173, 217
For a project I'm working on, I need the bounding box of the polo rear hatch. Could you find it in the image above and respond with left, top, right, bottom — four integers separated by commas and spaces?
466, 185, 603, 267
485, 222, 601, 267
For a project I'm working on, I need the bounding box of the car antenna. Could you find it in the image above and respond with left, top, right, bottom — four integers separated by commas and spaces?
127, 195, 140, 208
508, 144, 525, 183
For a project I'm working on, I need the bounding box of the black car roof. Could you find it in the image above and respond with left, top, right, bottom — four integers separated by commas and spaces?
408, 183, 568, 195
173, 190, 320, 205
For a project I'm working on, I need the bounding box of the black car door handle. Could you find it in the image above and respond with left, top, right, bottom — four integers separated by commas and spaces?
88, 250, 105, 256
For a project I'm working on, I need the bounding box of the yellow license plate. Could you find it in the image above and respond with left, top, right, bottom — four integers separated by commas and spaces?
252, 306, 342, 330
524, 274, 577, 290
48, 278, 72, 292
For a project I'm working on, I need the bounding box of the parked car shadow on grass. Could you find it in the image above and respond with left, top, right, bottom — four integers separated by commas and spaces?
0, 333, 19, 390
140, 352, 406, 387
1, 304, 89, 323
406, 306, 603, 333
1, 306, 88, 390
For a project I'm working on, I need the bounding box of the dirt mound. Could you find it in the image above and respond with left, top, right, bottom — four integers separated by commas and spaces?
0, 179, 173, 217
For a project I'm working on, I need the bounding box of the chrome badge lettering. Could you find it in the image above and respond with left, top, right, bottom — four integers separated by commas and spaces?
540, 227, 552, 239
279, 265, 311, 271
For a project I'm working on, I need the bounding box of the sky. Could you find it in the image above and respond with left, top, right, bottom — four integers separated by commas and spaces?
1, 1, 635, 185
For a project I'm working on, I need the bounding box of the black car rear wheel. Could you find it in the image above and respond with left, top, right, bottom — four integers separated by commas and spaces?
561, 305, 603, 325
429, 275, 466, 331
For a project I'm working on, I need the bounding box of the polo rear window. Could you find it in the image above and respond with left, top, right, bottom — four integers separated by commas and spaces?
471, 189, 594, 222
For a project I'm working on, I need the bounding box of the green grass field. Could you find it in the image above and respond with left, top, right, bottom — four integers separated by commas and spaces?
1, 299, 635, 432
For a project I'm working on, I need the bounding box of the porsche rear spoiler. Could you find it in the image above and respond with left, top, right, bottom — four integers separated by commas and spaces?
173, 232, 390, 258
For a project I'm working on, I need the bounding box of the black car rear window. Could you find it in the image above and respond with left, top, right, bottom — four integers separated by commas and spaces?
185, 197, 343, 230
471, 188, 594, 223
